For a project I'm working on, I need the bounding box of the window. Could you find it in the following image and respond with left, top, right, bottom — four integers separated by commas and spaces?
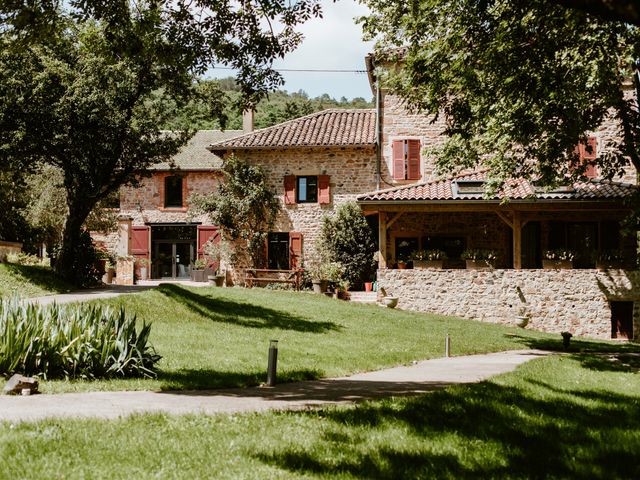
284, 175, 330, 205
392, 139, 421, 180
575, 136, 597, 178
423, 236, 467, 260
296, 176, 318, 203
268, 233, 290, 269
164, 175, 183, 208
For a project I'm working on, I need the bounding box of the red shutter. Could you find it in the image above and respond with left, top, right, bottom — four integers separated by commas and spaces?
584, 136, 597, 178
284, 175, 296, 205
289, 232, 303, 269
392, 140, 405, 180
131, 226, 149, 255
407, 139, 421, 180
318, 175, 330, 204
198, 225, 220, 257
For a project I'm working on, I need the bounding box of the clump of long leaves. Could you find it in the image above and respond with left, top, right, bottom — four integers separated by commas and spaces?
0, 297, 161, 379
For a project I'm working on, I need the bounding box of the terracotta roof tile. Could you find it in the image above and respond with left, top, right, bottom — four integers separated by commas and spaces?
150, 130, 242, 171
208, 109, 376, 151
357, 171, 637, 203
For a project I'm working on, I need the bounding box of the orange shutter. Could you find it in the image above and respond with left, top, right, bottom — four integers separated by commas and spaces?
583, 136, 597, 178
392, 140, 405, 180
284, 175, 296, 205
318, 175, 331, 204
131, 226, 149, 255
407, 139, 421, 180
289, 232, 303, 269
198, 226, 220, 271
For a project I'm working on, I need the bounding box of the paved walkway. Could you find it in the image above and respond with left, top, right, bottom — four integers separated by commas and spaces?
0, 350, 549, 423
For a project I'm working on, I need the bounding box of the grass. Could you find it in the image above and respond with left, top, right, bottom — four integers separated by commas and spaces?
3, 283, 636, 394
1, 354, 638, 478
0, 263, 74, 298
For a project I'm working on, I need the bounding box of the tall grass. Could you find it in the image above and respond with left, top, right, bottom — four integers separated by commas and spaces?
0, 297, 160, 379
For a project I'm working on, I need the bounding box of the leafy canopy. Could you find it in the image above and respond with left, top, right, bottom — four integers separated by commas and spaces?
191, 156, 280, 268
360, 0, 640, 188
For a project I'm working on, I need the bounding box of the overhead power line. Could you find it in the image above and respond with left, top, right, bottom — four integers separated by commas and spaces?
211, 66, 367, 74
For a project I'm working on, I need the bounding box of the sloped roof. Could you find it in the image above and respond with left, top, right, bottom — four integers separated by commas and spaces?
357, 170, 638, 203
149, 130, 242, 171
208, 109, 376, 151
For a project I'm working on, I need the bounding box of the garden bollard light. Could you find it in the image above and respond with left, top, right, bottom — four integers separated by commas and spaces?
267, 340, 278, 386
445, 334, 451, 358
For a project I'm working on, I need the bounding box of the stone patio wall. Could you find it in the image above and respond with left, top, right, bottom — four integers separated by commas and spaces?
377, 268, 640, 340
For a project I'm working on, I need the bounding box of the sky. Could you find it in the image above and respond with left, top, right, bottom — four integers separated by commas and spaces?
205, 0, 375, 101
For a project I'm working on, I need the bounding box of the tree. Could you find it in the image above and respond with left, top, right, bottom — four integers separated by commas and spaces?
320, 202, 377, 288
360, 0, 640, 190
190, 156, 280, 268
0, 0, 320, 285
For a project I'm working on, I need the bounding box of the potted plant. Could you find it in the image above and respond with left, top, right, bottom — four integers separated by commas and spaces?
378, 287, 398, 308
307, 257, 344, 294
515, 307, 529, 328
334, 280, 350, 300
542, 249, 575, 269
561, 331, 573, 349
203, 238, 231, 287
136, 257, 150, 280
190, 258, 207, 282
461, 249, 497, 270
594, 249, 624, 270
411, 249, 448, 269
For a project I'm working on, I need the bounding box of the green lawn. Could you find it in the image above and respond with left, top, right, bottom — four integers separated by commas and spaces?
0, 263, 74, 298
1, 354, 638, 479
3, 283, 636, 394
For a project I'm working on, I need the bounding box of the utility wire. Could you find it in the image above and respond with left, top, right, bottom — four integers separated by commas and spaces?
211, 66, 367, 73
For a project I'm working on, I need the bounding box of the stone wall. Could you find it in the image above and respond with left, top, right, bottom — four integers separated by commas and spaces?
378, 268, 640, 340
232, 146, 377, 256
0, 241, 22, 262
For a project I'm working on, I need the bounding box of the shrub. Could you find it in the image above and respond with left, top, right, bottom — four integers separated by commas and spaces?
320, 202, 377, 288
0, 298, 161, 379
6, 252, 43, 266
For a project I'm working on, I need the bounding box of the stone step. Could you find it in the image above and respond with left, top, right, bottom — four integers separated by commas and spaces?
349, 291, 378, 304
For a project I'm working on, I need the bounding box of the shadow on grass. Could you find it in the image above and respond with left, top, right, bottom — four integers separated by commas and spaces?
156, 368, 324, 391
0, 263, 73, 294
157, 284, 340, 333
255, 378, 640, 478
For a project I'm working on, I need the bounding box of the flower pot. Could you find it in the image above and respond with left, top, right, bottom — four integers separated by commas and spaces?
465, 259, 491, 270
140, 266, 148, 280
542, 259, 573, 270
397, 261, 407, 270
364, 282, 373, 292
515, 316, 529, 328
382, 296, 398, 308
596, 261, 623, 270
413, 260, 444, 269
191, 269, 206, 282
215, 274, 225, 287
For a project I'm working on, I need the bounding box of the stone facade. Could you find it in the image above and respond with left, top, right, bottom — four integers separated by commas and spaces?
228, 146, 377, 256
378, 268, 640, 340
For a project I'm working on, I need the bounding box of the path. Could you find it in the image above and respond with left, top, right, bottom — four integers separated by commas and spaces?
0, 350, 549, 423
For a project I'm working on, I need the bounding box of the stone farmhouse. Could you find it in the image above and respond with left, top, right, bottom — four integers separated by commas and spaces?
106, 55, 640, 341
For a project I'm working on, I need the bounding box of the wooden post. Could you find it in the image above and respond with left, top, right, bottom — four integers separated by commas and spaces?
378, 212, 387, 269
513, 210, 522, 270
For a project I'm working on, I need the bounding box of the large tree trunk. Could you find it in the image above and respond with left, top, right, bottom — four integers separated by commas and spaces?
53, 200, 95, 286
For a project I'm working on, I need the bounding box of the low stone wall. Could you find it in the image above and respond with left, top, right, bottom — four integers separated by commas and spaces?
377, 268, 640, 340
0, 241, 22, 262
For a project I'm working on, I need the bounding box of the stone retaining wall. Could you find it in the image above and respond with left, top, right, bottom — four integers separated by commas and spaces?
378, 268, 640, 340
0, 241, 22, 262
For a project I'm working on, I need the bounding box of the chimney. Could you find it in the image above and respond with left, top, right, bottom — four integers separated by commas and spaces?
242, 109, 254, 133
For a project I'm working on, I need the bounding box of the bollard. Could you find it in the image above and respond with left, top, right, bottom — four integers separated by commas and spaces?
445, 334, 451, 358
267, 339, 278, 386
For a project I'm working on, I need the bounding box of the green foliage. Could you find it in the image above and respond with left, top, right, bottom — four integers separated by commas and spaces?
5, 253, 44, 266
162, 78, 374, 131
52, 230, 103, 288
360, 0, 640, 189
320, 202, 377, 287
191, 156, 280, 268
0, 263, 74, 298
0, 297, 160, 379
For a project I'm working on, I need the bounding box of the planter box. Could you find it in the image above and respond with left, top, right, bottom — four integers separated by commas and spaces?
191, 269, 206, 282
465, 259, 492, 270
596, 261, 623, 270
414, 260, 444, 269
542, 259, 573, 270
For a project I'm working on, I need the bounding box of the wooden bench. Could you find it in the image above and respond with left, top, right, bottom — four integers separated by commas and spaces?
244, 269, 302, 290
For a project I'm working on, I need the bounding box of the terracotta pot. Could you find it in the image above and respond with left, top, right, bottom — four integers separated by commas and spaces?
364, 282, 373, 292
413, 260, 444, 269
397, 261, 407, 270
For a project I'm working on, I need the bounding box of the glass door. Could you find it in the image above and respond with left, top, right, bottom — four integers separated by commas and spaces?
156, 242, 174, 278
154, 241, 195, 279
175, 242, 193, 278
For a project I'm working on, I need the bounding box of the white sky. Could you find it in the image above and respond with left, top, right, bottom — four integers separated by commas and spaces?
205, 0, 375, 101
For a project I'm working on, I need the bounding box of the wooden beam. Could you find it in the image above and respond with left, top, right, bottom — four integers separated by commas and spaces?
513, 210, 522, 270
495, 211, 513, 229
378, 212, 387, 269
386, 212, 404, 230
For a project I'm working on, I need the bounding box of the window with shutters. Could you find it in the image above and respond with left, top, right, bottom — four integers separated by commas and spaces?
164, 175, 184, 208
392, 139, 421, 181
268, 232, 290, 269
296, 176, 318, 203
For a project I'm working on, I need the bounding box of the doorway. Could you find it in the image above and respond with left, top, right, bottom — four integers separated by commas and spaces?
611, 301, 634, 340
150, 225, 197, 279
